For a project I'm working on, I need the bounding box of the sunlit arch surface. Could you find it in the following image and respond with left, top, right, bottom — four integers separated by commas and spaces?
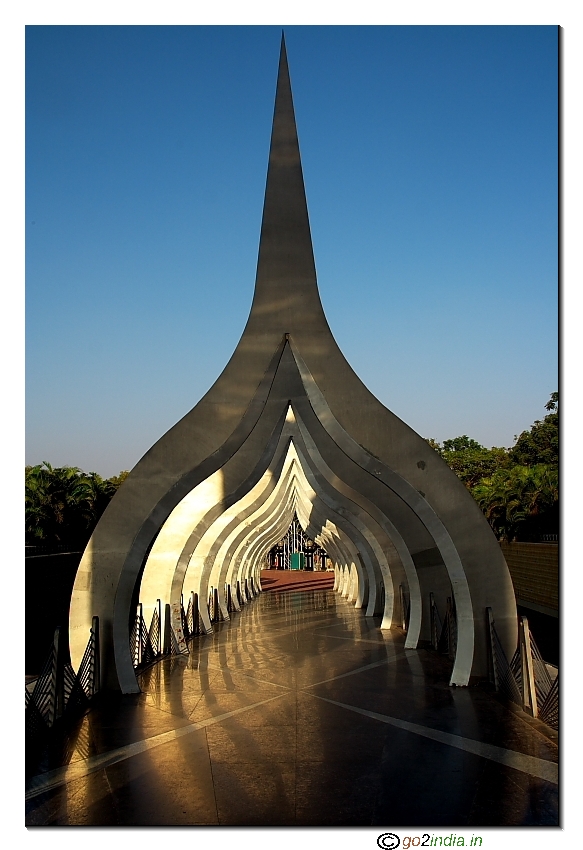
69, 36, 517, 693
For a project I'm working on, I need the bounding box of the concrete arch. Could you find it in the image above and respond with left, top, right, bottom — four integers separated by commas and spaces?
137, 416, 394, 640
69, 36, 516, 693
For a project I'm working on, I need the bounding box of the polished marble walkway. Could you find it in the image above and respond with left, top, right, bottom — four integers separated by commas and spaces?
26, 587, 558, 826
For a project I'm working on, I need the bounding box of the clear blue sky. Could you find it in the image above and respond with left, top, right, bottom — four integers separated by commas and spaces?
26, 25, 558, 478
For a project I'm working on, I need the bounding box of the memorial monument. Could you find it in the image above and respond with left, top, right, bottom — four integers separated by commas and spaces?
69, 36, 517, 694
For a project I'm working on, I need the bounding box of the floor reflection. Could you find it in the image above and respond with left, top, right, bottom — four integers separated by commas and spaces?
26, 587, 558, 826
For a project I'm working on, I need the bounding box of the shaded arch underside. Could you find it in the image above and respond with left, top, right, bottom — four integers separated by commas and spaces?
71, 340, 516, 693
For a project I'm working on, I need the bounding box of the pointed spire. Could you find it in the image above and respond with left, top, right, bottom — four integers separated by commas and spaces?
251, 34, 321, 315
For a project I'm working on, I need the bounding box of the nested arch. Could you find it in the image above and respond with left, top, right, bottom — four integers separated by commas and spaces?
69, 37, 516, 693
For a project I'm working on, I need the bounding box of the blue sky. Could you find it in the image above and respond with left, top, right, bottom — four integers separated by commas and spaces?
26, 25, 558, 478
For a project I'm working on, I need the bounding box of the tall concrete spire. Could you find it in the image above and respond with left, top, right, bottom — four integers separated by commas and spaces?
251, 34, 322, 321
70, 36, 517, 695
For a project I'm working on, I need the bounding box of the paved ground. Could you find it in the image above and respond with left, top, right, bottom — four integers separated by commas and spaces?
26, 581, 558, 826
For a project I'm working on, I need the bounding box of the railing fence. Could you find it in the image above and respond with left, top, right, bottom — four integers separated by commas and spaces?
26, 617, 100, 741
399, 583, 410, 631
487, 607, 558, 730
130, 583, 252, 672
429, 594, 457, 661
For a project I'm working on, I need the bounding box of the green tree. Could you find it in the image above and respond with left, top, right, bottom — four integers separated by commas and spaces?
472, 468, 526, 542
472, 465, 558, 542
434, 436, 512, 489
442, 435, 483, 453
545, 391, 558, 412
26, 462, 87, 546
426, 392, 559, 540
26, 463, 130, 549
425, 438, 442, 455
509, 391, 558, 467
108, 470, 130, 489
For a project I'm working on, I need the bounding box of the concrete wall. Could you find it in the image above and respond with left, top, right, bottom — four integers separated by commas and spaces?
26, 552, 82, 675
499, 542, 558, 617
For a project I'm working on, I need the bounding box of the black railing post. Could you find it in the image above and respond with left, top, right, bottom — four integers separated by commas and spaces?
163, 603, 172, 655
519, 616, 538, 717
192, 591, 198, 635
51, 626, 66, 726
450, 597, 457, 660
138, 603, 144, 667
157, 599, 162, 655
91, 616, 100, 696
486, 607, 496, 688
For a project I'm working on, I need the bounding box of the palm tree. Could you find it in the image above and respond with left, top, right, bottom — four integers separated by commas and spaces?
472, 464, 558, 542
26, 463, 130, 549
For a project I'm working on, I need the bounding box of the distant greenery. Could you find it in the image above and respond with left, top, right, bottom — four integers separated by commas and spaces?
25, 463, 129, 549
509, 391, 558, 467
26, 393, 558, 549
427, 392, 558, 542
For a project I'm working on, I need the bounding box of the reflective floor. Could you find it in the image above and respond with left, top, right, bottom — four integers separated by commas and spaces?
26, 588, 558, 826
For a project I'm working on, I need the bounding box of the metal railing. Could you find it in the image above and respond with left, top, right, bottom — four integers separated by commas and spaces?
487, 608, 558, 730
25, 544, 83, 557
130, 585, 247, 672
429, 592, 442, 650
182, 592, 201, 641
26, 617, 100, 741
130, 599, 188, 670
379, 584, 385, 616
399, 584, 410, 631
208, 587, 222, 624
429, 593, 457, 661
129, 603, 159, 667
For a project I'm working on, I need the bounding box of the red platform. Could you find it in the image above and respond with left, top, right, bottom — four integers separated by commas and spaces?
260, 569, 335, 593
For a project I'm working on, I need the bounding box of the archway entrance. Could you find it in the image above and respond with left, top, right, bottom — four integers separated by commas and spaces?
267, 514, 328, 571
68, 34, 516, 699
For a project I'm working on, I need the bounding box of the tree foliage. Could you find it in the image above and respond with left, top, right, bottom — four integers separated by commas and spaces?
427, 392, 558, 541
427, 435, 512, 488
509, 393, 558, 467
27, 396, 558, 548
25, 463, 130, 549
472, 465, 558, 542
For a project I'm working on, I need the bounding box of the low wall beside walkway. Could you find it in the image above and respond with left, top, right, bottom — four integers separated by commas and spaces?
500, 542, 558, 618
26, 552, 82, 676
